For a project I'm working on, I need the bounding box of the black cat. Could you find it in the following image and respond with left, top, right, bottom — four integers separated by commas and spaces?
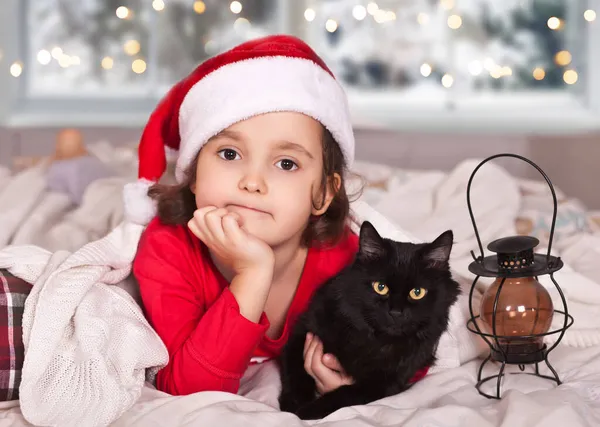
278, 221, 460, 420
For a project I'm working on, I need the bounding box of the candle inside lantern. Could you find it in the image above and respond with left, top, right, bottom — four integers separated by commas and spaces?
479, 236, 554, 363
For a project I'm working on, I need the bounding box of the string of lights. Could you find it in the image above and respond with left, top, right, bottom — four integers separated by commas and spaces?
1, 1, 596, 89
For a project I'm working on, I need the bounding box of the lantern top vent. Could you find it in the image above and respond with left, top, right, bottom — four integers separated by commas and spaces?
487, 236, 539, 271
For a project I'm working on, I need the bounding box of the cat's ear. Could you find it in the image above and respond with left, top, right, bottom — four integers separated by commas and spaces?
358, 221, 386, 261
421, 230, 453, 268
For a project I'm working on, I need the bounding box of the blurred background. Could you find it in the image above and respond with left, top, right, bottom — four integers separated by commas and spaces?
2, 1, 596, 101
0, 1, 598, 221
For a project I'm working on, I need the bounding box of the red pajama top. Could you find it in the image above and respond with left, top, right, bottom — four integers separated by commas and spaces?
133, 217, 359, 396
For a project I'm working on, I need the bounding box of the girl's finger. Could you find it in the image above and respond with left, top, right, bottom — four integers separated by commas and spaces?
190, 206, 217, 234
303, 332, 314, 361
222, 213, 247, 246
188, 210, 211, 241
341, 373, 354, 385
195, 205, 219, 216
228, 211, 244, 227
193, 205, 219, 234
310, 340, 332, 394
321, 353, 343, 373
187, 218, 203, 239
204, 208, 229, 243
304, 335, 318, 378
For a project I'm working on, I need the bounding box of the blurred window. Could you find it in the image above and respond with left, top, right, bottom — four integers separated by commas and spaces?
1, 0, 598, 130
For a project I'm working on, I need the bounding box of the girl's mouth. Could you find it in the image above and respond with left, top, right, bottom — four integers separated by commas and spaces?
228, 204, 269, 215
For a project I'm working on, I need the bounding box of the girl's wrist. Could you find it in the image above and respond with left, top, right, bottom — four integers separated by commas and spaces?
229, 264, 274, 322
235, 262, 274, 283
234, 252, 275, 278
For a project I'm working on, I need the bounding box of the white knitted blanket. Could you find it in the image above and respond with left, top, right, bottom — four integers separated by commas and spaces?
0, 223, 169, 427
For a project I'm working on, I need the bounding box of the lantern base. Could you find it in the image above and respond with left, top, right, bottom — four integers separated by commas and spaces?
476, 347, 562, 399
490, 341, 546, 364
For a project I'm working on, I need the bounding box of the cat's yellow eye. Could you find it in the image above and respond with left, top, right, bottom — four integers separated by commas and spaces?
372, 281, 389, 296
409, 288, 427, 300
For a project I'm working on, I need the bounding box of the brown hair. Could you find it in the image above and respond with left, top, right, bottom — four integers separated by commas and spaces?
147, 128, 360, 246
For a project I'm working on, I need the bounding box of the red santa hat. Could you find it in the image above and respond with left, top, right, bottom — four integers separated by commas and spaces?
123, 34, 355, 225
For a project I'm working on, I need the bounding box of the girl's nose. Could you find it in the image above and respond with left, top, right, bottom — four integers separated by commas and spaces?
238, 170, 268, 194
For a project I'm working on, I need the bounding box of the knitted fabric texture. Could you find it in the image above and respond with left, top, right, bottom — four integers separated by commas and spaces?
0, 224, 168, 427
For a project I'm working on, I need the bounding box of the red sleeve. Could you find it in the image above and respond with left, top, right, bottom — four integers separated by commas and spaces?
133, 221, 269, 395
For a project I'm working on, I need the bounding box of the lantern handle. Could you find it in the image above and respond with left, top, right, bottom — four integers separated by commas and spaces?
466, 153, 558, 263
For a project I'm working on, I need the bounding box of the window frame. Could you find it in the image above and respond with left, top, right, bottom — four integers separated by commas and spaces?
0, 0, 598, 134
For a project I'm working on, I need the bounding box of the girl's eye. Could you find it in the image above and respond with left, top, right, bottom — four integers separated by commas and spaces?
218, 149, 241, 161
275, 159, 298, 171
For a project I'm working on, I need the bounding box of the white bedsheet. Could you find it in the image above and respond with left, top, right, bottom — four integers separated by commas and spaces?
1, 345, 598, 426
95, 345, 600, 426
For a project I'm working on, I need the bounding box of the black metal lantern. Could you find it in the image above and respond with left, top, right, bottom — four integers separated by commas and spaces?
465, 154, 574, 399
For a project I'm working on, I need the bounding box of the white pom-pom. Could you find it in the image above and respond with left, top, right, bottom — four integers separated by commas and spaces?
123, 179, 157, 225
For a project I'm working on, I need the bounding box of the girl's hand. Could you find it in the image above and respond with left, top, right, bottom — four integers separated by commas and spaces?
303, 333, 354, 395
188, 206, 274, 275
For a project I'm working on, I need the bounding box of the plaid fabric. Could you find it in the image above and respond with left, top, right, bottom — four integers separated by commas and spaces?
0, 269, 32, 401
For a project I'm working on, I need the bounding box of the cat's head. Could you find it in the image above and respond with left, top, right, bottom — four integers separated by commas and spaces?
347, 221, 460, 338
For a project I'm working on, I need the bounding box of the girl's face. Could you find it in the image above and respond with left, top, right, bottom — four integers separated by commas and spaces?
192, 112, 337, 248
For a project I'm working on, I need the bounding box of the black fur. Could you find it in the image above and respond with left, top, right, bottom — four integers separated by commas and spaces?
278, 221, 460, 420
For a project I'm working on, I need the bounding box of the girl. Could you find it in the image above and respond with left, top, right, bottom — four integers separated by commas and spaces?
129, 35, 358, 397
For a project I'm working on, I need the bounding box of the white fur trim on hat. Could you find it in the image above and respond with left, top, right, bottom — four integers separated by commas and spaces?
123, 179, 157, 225
176, 56, 354, 183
